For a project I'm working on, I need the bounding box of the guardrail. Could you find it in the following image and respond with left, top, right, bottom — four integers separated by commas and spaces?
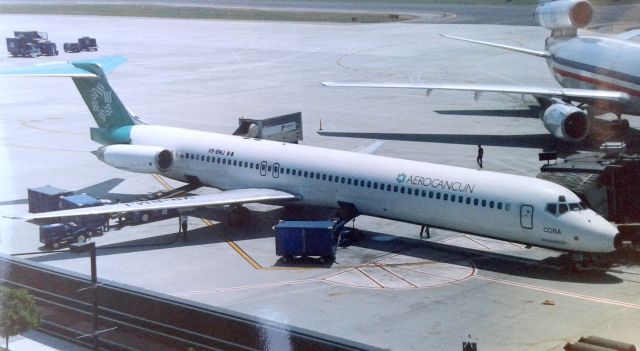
0, 253, 381, 351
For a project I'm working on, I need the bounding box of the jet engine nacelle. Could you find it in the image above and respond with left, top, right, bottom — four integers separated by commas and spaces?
94, 144, 173, 173
535, 0, 593, 30
541, 102, 590, 142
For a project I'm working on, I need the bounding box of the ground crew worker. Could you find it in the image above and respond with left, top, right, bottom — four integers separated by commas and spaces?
179, 214, 188, 242
477, 145, 484, 168
420, 225, 430, 239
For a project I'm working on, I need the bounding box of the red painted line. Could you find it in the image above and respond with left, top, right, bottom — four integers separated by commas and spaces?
393, 265, 468, 283
553, 68, 640, 98
463, 235, 492, 250
379, 266, 419, 288
356, 268, 385, 288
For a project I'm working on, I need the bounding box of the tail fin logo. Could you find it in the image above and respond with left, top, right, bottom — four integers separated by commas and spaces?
90, 83, 113, 124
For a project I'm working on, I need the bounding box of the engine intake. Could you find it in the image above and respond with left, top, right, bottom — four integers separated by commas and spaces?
535, 0, 593, 30
94, 144, 173, 173
541, 102, 590, 142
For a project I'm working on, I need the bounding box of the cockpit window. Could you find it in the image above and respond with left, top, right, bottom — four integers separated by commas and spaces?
547, 201, 584, 216
558, 203, 568, 214
569, 203, 582, 211
545, 203, 557, 215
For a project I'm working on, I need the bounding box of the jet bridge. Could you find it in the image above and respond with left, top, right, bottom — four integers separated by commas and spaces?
233, 112, 303, 143
538, 153, 640, 251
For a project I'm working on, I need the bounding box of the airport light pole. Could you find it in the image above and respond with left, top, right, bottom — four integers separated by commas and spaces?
69, 241, 99, 350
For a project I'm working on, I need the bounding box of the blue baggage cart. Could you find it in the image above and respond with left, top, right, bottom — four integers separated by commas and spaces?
275, 220, 340, 263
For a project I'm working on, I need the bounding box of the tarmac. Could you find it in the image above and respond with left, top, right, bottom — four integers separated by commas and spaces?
1, 12, 640, 351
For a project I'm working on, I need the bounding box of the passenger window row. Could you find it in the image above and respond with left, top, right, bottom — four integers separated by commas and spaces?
179, 152, 510, 211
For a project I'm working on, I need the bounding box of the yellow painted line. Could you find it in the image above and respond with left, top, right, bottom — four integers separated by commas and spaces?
151, 174, 307, 270
152, 174, 173, 190
201, 217, 263, 270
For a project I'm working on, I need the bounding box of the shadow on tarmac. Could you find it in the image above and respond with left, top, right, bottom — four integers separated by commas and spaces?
27, 214, 624, 284
348, 230, 624, 284
318, 114, 640, 157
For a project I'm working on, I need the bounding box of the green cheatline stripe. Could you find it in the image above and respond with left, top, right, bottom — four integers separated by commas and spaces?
0, 4, 416, 23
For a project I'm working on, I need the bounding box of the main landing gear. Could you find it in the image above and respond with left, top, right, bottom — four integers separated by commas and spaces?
226, 205, 250, 226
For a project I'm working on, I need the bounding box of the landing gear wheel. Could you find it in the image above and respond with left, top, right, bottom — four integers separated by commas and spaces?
319, 256, 334, 264
621, 119, 630, 132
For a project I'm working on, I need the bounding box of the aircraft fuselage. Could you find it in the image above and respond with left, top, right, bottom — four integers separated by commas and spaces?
547, 35, 640, 115
127, 124, 619, 253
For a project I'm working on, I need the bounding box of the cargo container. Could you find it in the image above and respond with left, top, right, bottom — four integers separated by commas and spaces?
274, 220, 341, 263
27, 185, 73, 213
59, 194, 107, 231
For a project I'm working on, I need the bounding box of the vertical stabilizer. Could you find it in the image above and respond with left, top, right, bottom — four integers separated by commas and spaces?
0, 55, 139, 145
71, 57, 137, 129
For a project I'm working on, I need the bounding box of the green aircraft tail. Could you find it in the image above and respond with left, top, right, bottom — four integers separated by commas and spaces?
0, 55, 139, 144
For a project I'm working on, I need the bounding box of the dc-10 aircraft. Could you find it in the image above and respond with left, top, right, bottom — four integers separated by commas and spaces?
322, 0, 640, 144
1, 56, 622, 257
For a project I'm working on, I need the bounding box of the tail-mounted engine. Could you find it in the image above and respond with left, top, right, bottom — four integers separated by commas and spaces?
94, 144, 173, 173
541, 102, 590, 142
535, 0, 593, 36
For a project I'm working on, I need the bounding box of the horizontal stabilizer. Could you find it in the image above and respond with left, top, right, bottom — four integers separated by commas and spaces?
24, 188, 299, 219
0, 55, 126, 78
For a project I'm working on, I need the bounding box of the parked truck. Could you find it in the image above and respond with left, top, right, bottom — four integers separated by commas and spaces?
65, 36, 98, 53
40, 223, 92, 249
78, 36, 98, 51
6, 31, 58, 57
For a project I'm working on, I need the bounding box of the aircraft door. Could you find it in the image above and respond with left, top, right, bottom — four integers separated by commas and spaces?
259, 161, 267, 176
520, 205, 533, 229
272, 163, 280, 178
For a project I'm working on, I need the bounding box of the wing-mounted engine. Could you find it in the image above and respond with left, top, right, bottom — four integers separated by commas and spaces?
94, 144, 173, 173
541, 102, 590, 142
535, 0, 593, 37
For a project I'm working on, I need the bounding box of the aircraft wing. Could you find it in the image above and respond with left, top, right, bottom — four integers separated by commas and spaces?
321, 82, 631, 105
24, 188, 299, 220
352, 140, 384, 154
439, 34, 550, 58
615, 29, 640, 41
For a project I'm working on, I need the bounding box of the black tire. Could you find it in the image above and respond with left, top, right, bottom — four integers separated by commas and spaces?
140, 213, 151, 222
52, 242, 60, 250
77, 234, 87, 243
320, 256, 334, 264
621, 119, 630, 131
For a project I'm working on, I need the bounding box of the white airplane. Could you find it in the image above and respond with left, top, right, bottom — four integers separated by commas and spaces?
322, 0, 640, 144
0, 56, 622, 257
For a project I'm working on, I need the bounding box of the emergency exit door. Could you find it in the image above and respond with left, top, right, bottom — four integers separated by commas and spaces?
520, 205, 533, 229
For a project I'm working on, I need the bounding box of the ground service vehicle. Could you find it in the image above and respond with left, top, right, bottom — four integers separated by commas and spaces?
78, 36, 98, 51
63, 42, 80, 53
40, 223, 91, 249
6, 39, 40, 57
275, 220, 343, 263
6, 31, 58, 57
